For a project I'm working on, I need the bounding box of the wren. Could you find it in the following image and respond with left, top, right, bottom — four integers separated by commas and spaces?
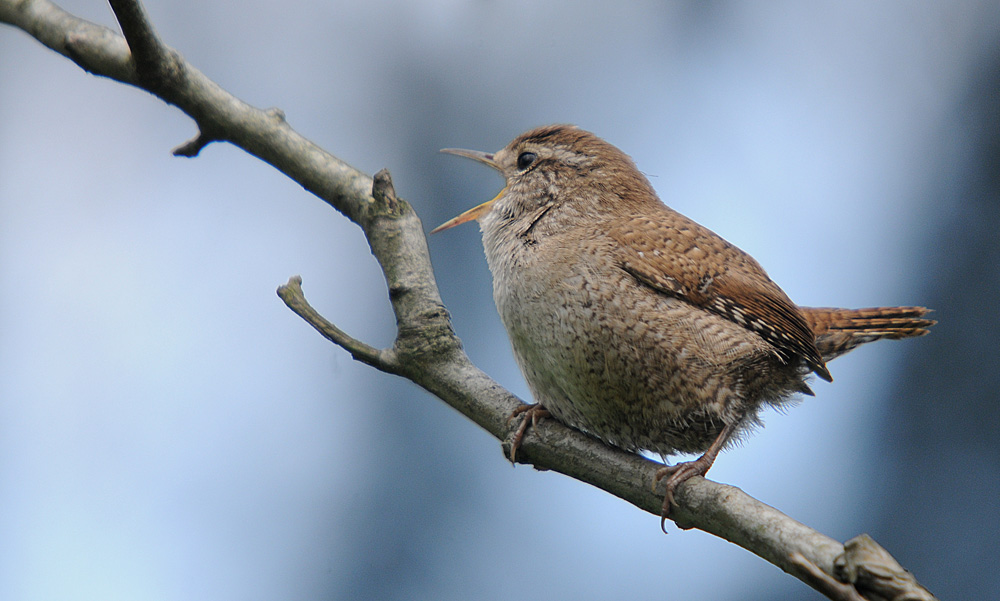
433, 125, 934, 525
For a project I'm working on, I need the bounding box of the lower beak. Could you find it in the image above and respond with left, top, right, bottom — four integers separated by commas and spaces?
432, 148, 505, 234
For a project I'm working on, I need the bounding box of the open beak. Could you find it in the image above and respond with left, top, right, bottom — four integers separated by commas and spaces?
431, 148, 506, 234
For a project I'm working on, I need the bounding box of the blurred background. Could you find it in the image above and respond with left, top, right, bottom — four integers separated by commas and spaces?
2, 1, 998, 599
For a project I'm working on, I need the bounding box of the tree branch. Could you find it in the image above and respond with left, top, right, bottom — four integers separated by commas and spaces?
276, 275, 386, 369
0, 2, 938, 599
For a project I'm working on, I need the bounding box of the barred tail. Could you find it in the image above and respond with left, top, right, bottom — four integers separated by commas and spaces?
800, 306, 936, 362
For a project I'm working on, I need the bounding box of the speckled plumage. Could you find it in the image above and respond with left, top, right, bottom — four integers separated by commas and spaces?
435, 125, 934, 515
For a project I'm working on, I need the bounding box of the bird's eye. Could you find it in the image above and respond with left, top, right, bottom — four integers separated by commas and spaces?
517, 151, 537, 170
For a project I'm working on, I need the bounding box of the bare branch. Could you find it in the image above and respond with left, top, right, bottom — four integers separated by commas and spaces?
834, 535, 939, 601
107, 0, 171, 80
0, 2, 938, 599
172, 130, 215, 157
276, 276, 386, 369
0, 0, 134, 80
2, 0, 373, 221
791, 553, 868, 601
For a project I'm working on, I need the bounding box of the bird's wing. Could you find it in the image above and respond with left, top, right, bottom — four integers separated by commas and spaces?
609, 210, 831, 381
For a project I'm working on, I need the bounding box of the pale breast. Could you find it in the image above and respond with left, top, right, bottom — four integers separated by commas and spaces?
482, 220, 797, 454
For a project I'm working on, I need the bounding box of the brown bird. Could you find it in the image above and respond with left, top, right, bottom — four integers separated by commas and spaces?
433, 125, 934, 526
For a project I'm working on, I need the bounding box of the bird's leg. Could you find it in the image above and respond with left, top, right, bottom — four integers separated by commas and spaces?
506, 403, 551, 463
654, 421, 736, 531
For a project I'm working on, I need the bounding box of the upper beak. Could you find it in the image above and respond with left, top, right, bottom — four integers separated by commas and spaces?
432, 148, 506, 234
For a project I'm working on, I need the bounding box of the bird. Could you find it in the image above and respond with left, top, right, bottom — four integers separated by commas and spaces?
432, 124, 934, 526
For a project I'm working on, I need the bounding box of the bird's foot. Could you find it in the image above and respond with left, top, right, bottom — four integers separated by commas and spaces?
653, 454, 716, 532
506, 403, 550, 463
653, 422, 736, 531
